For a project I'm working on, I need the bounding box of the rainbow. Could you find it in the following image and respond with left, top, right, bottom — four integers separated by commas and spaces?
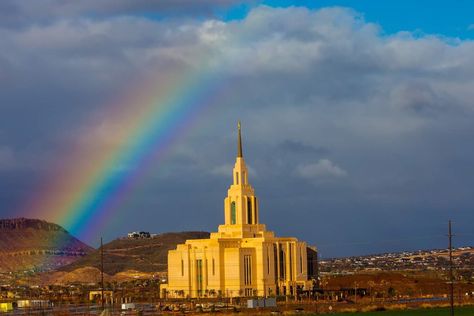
22, 57, 232, 244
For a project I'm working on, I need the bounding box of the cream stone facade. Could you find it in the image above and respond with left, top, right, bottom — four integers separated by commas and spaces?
163, 123, 316, 298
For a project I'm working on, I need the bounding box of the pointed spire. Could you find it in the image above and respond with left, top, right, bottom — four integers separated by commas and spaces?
237, 121, 243, 158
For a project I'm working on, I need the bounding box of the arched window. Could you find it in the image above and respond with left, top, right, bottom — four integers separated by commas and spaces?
247, 198, 252, 224
231, 201, 236, 224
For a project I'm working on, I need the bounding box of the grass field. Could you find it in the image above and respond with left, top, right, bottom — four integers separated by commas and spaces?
328, 306, 474, 316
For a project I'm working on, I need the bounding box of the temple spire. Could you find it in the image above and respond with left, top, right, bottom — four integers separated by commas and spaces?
237, 121, 243, 158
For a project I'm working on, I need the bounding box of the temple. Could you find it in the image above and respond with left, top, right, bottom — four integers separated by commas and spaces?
163, 122, 317, 298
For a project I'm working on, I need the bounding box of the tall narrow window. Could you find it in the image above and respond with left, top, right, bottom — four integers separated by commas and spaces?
289, 245, 293, 281
274, 244, 279, 281
181, 259, 184, 276
253, 197, 257, 223
205, 259, 208, 285
247, 198, 252, 224
244, 255, 252, 285
212, 258, 215, 275
279, 247, 285, 279
300, 253, 303, 273
196, 259, 203, 296
236, 172, 239, 184
231, 202, 236, 224
267, 251, 270, 275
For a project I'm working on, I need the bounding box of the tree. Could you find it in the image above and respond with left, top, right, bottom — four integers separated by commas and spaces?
387, 287, 396, 298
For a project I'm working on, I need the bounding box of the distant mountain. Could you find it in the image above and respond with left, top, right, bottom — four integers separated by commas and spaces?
61, 231, 210, 275
0, 218, 94, 273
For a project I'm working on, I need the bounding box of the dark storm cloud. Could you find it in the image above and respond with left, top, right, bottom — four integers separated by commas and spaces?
0, 0, 254, 28
1, 6, 473, 255
277, 140, 329, 155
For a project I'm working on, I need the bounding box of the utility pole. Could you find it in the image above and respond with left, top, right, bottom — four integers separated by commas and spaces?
101, 237, 105, 310
448, 220, 454, 316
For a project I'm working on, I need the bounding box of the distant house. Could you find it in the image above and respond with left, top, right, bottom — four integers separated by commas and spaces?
127, 231, 151, 239
127, 232, 139, 238
139, 231, 151, 238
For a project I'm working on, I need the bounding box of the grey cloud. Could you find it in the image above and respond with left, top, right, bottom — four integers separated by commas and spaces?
277, 140, 329, 155
211, 163, 256, 177
295, 159, 348, 179
0, 0, 254, 28
389, 82, 454, 115
210, 164, 234, 177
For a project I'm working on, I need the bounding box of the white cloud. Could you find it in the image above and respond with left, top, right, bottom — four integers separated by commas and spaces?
295, 159, 347, 179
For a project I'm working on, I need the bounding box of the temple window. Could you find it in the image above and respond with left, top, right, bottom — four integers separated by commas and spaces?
300, 253, 303, 273
231, 201, 236, 224
196, 259, 203, 296
247, 198, 252, 224
244, 255, 252, 285
267, 251, 270, 275
253, 197, 258, 223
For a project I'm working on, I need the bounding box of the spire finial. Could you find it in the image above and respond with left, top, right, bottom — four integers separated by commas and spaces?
237, 121, 243, 158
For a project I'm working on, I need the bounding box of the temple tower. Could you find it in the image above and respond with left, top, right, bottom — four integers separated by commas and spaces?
224, 122, 259, 228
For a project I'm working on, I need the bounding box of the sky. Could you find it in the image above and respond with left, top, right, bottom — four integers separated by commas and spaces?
1, 0, 474, 258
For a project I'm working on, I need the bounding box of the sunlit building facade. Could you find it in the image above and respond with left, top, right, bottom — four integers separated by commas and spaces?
163, 123, 316, 298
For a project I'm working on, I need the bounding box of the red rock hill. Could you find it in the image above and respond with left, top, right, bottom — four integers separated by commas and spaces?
0, 218, 93, 273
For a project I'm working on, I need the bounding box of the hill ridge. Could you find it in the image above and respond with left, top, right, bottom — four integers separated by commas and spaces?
0, 217, 67, 232
0, 217, 93, 273
60, 231, 210, 275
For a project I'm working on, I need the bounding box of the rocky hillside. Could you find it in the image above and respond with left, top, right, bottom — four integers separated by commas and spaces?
61, 231, 210, 275
0, 218, 93, 273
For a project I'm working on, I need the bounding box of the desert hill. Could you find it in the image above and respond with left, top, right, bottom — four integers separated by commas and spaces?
0, 218, 93, 273
38, 267, 155, 285
60, 231, 210, 275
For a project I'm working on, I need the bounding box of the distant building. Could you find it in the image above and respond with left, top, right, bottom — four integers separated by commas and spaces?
0, 302, 13, 313
163, 123, 317, 298
17, 300, 50, 309
128, 232, 139, 238
88, 290, 121, 305
127, 231, 151, 239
